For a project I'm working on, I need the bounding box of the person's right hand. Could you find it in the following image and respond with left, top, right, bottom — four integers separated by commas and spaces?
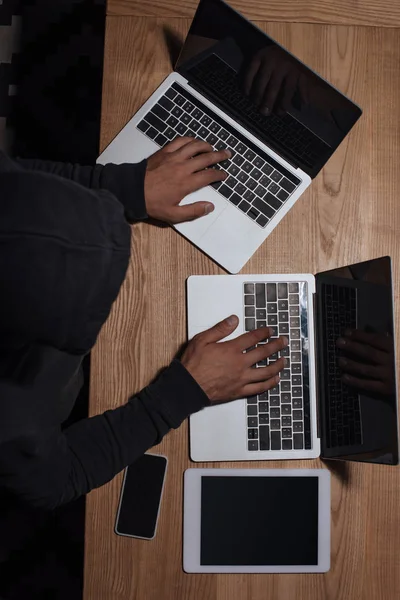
144, 137, 230, 224
181, 315, 289, 403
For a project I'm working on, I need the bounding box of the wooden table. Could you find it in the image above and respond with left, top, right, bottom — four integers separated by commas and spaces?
84, 2, 400, 598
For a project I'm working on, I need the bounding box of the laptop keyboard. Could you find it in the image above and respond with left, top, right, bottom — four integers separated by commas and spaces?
189, 54, 329, 169
137, 82, 301, 230
321, 284, 362, 448
243, 281, 311, 452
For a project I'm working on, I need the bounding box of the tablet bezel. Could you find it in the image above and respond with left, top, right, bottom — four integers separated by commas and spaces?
183, 468, 330, 573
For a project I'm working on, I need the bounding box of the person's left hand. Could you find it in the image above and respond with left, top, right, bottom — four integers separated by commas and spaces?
144, 137, 230, 224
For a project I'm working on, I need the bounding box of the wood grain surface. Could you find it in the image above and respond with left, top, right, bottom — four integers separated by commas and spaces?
85, 15, 400, 600
107, 0, 400, 28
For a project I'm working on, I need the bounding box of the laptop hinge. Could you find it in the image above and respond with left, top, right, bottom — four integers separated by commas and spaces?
187, 80, 300, 172
312, 292, 321, 441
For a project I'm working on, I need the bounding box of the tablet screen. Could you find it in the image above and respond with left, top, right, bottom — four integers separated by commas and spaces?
201, 476, 319, 566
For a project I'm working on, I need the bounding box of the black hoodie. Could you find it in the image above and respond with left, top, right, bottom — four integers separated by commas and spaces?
0, 152, 208, 509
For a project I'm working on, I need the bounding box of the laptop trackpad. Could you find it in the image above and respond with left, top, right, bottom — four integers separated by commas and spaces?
175, 190, 227, 240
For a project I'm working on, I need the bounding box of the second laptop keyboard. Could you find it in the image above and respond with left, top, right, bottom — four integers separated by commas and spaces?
137, 82, 301, 230
243, 281, 311, 452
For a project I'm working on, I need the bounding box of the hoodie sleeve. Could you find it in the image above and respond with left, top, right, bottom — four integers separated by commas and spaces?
8, 154, 148, 223
0, 360, 209, 510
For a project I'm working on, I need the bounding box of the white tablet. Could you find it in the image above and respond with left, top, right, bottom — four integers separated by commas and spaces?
183, 468, 330, 573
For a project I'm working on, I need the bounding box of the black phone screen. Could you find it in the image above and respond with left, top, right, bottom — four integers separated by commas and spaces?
115, 454, 167, 539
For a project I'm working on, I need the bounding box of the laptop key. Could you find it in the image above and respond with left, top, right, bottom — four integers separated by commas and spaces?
247, 405, 258, 415
244, 149, 256, 161
282, 439, 292, 450
250, 168, 262, 181
159, 97, 174, 111
262, 163, 274, 176
248, 440, 259, 451
209, 122, 221, 134
137, 120, 149, 132
219, 184, 233, 199
238, 200, 251, 213
278, 283, 288, 298
176, 123, 187, 135
246, 179, 258, 191
277, 189, 290, 201
255, 283, 266, 307
167, 115, 179, 127
245, 306, 255, 317
248, 428, 258, 439
236, 142, 247, 153
200, 115, 212, 126
198, 126, 209, 138
260, 175, 271, 187
146, 126, 158, 140
165, 88, 177, 100
235, 183, 247, 195
253, 197, 275, 218
229, 193, 241, 206
244, 294, 255, 305
218, 129, 229, 140
270, 170, 283, 183
146, 112, 167, 131
243, 161, 253, 173
152, 104, 169, 120
165, 127, 175, 140
226, 135, 238, 147
244, 190, 255, 202
293, 433, 303, 449
265, 193, 282, 210
191, 108, 203, 120
237, 171, 249, 183
259, 426, 270, 450
255, 185, 266, 198
181, 113, 192, 125
171, 106, 183, 118
271, 431, 281, 450
228, 164, 240, 176
253, 157, 264, 168
256, 215, 269, 227
259, 414, 269, 425
282, 404, 291, 415
155, 133, 168, 146
280, 178, 296, 193
248, 208, 259, 220
233, 154, 245, 166
226, 176, 237, 189
183, 101, 194, 112
268, 182, 280, 194
175, 94, 185, 106
259, 402, 269, 412
245, 318, 256, 331
190, 120, 201, 131
206, 133, 218, 145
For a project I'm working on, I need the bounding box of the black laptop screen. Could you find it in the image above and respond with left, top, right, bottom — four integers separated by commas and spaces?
176, 0, 362, 178
316, 257, 399, 465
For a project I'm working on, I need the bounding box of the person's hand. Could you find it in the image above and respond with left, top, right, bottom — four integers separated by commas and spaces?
181, 315, 289, 402
144, 137, 231, 223
243, 46, 309, 116
337, 329, 395, 395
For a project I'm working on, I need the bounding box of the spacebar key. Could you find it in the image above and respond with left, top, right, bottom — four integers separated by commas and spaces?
259, 425, 270, 450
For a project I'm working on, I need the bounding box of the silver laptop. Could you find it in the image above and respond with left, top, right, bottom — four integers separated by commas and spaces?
98, 0, 362, 273
188, 257, 399, 464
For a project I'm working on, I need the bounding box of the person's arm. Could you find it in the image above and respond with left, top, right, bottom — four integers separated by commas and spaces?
0, 360, 208, 510
12, 155, 148, 223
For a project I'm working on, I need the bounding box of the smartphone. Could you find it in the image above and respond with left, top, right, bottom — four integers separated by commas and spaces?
115, 453, 168, 540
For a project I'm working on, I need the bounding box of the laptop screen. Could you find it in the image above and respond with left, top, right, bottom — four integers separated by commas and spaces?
176, 0, 362, 179
315, 257, 399, 465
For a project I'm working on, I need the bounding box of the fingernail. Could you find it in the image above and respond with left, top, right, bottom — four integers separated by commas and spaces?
337, 338, 346, 347
226, 149, 232, 157
282, 336, 289, 346
227, 315, 238, 326
204, 204, 214, 215
268, 327, 274, 336
275, 374, 280, 383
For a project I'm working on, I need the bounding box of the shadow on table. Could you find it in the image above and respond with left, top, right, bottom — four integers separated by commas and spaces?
322, 458, 351, 486
163, 25, 184, 69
